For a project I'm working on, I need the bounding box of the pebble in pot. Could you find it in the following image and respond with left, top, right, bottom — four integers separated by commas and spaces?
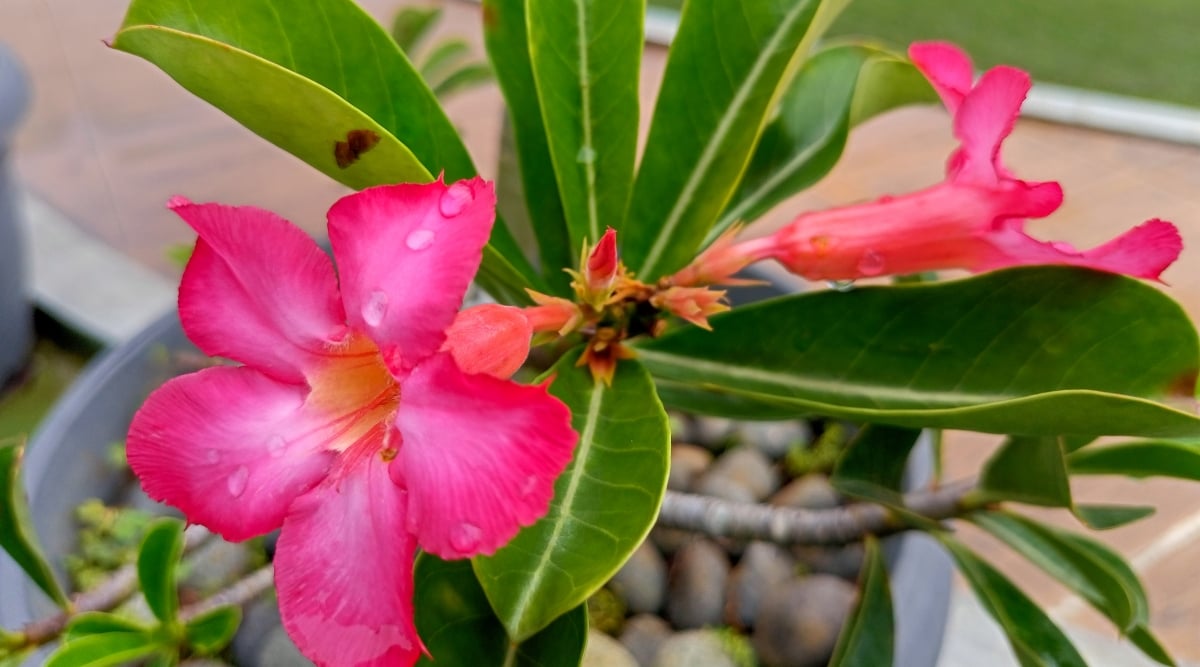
769, 474, 841, 510
693, 447, 780, 503
619, 614, 672, 667
753, 574, 857, 667
668, 443, 713, 491
610, 540, 668, 615
655, 630, 740, 667
665, 537, 730, 629
584, 629, 640, 667
724, 541, 797, 629
735, 420, 812, 460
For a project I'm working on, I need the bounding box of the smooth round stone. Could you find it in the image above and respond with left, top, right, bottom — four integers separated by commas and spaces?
736, 420, 812, 460
724, 541, 796, 629
792, 542, 866, 581
584, 629, 639, 667
692, 416, 736, 448
619, 614, 672, 667
666, 538, 730, 629
610, 541, 668, 614
668, 412, 694, 443
753, 575, 857, 667
695, 447, 780, 502
769, 475, 841, 510
668, 443, 714, 492
182, 537, 256, 595
655, 630, 739, 667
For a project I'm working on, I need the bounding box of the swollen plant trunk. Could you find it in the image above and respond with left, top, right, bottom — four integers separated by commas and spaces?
0, 42, 31, 388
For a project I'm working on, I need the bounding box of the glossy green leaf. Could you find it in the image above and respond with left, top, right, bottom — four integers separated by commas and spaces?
432, 64, 493, 98
979, 437, 1071, 507
636, 267, 1200, 437
113, 0, 543, 302
415, 555, 588, 666
831, 424, 921, 505
420, 39, 471, 82
184, 606, 241, 654
391, 6, 441, 53
1073, 504, 1156, 530
829, 535, 893, 667
0, 438, 68, 606
1129, 627, 1177, 667
715, 43, 936, 237
483, 0, 573, 290
971, 512, 1143, 631
45, 633, 165, 667
528, 0, 642, 258
65, 613, 150, 641
137, 519, 185, 625
623, 0, 822, 279
1069, 440, 1200, 480
475, 354, 670, 640
937, 535, 1086, 667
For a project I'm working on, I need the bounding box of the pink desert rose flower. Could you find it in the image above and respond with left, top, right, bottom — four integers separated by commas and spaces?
126, 178, 578, 667
686, 41, 1181, 285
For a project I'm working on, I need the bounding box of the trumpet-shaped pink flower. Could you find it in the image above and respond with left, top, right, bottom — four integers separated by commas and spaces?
127, 178, 577, 667
734, 41, 1181, 282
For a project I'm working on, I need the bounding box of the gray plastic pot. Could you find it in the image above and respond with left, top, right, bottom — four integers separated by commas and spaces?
0, 42, 32, 388
1, 291, 952, 665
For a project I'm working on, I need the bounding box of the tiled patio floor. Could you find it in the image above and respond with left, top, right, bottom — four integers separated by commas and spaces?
3, 0, 1200, 662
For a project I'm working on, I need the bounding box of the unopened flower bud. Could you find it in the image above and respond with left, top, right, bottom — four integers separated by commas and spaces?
585, 227, 619, 294
441, 304, 532, 378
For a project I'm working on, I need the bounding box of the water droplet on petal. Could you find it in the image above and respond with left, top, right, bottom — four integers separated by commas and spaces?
450, 522, 483, 553
405, 228, 436, 251
856, 250, 886, 276
521, 475, 539, 498
205, 449, 220, 464
227, 466, 249, 497
267, 435, 287, 458
439, 182, 474, 217
827, 279, 856, 292
576, 145, 597, 164
362, 290, 389, 327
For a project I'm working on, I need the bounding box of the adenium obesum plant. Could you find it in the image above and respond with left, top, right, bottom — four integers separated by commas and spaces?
125, 178, 577, 664
671, 42, 1182, 287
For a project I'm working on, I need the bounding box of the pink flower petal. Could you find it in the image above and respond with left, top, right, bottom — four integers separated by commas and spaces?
127, 366, 336, 541
949, 65, 1030, 185
979, 219, 1183, 280
908, 41, 973, 112
171, 198, 346, 384
393, 353, 577, 559
327, 178, 496, 372
275, 458, 423, 667
441, 304, 532, 379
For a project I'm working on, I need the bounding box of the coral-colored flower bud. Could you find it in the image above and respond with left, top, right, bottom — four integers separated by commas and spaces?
441, 303, 533, 379
651, 286, 730, 330
669, 226, 770, 287
585, 227, 619, 294
523, 291, 584, 336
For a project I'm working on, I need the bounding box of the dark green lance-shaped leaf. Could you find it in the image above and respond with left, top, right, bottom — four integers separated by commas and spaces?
65, 613, 150, 641
829, 535, 893, 667
475, 354, 670, 640
0, 438, 68, 606
420, 39, 472, 82
971, 511, 1144, 631
937, 535, 1086, 667
113, 0, 543, 302
714, 43, 935, 237
527, 0, 642, 256
415, 555, 588, 666
484, 0, 573, 292
1074, 504, 1156, 530
979, 437, 1071, 508
1069, 439, 1200, 480
45, 633, 166, 667
831, 424, 921, 504
432, 63, 494, 99
137, 519, 185, 625
1129, 628, 1177, 667
391, 6, 441, 53
623, 0, 821, 279
184, 606, 241, 655
635, 267, 1200, 437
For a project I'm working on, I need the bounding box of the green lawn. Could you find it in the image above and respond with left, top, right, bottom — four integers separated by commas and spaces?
650, 0, 1200, 107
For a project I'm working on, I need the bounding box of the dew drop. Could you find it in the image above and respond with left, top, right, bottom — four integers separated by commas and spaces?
267, 435, 287, 458
521, 475, 539, 498
362, 290, 389, 327
856, 250, 886, 276
205, 449, 220, 464
450, 522, 483, 553
405, 228, 436, 251
827, 279, 856, 292
439, 182, 474, 217
576, 146, 597, 164
227, 466, 249, 497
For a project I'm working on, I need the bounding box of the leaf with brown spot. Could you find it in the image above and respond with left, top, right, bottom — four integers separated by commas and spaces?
334, 129, 381, 168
